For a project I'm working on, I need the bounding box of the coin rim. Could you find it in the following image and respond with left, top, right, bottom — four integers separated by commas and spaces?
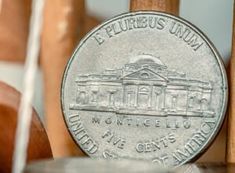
61, 11, 228, 166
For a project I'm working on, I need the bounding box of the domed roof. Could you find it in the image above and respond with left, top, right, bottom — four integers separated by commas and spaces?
129, 54, 165, 66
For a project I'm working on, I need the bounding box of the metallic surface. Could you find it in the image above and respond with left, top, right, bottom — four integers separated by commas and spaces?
25, 159, 235, 173
175, 163, 234, 173
24, 158, 168, 173
61, 12, 228, 167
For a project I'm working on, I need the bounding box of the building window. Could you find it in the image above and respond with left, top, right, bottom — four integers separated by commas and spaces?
188, 96, 195, 108
200, 98, 208, 111
76, 91, 86, 105
139, 87, 149, 93
140, 72, 150, 79
109, 93, 115, 106
172, 95, 178, 110
127, 92, 134, 107
138, 87, 150, 108
108, 90, 117, 107
91, 91, 98, 102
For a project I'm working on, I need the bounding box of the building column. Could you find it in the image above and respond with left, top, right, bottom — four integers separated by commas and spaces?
154, 88, 161, 110
108, 92, 113, 107
171, 94, 178, 110
122, 84, 126, 108
186, 86, 189, 113
148, 85, 153, 108
135, 85, 139, 108
161, 87, 166, 110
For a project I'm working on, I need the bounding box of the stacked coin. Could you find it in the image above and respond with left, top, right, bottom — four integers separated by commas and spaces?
175, 163, 233, 173
25, 159, 235, 173
24, 158, 169, 173
61, 12, 228, 167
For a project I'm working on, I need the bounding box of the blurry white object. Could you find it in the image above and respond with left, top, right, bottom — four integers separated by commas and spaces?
12, 0, 45, 172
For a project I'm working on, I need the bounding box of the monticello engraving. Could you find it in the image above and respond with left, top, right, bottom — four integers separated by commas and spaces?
70, 55, 214, 117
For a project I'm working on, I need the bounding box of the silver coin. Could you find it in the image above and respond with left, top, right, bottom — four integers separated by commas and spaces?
61, 12, 228, 167
24, 158, 168, 173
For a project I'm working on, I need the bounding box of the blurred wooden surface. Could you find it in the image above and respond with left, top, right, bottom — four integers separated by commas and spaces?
227, 2, 235, 163
0, 81, 52, 173
130, 0, 179, 15
0, 0, 31, 62
41, 0, 85, 157
40, 0, 102, 157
